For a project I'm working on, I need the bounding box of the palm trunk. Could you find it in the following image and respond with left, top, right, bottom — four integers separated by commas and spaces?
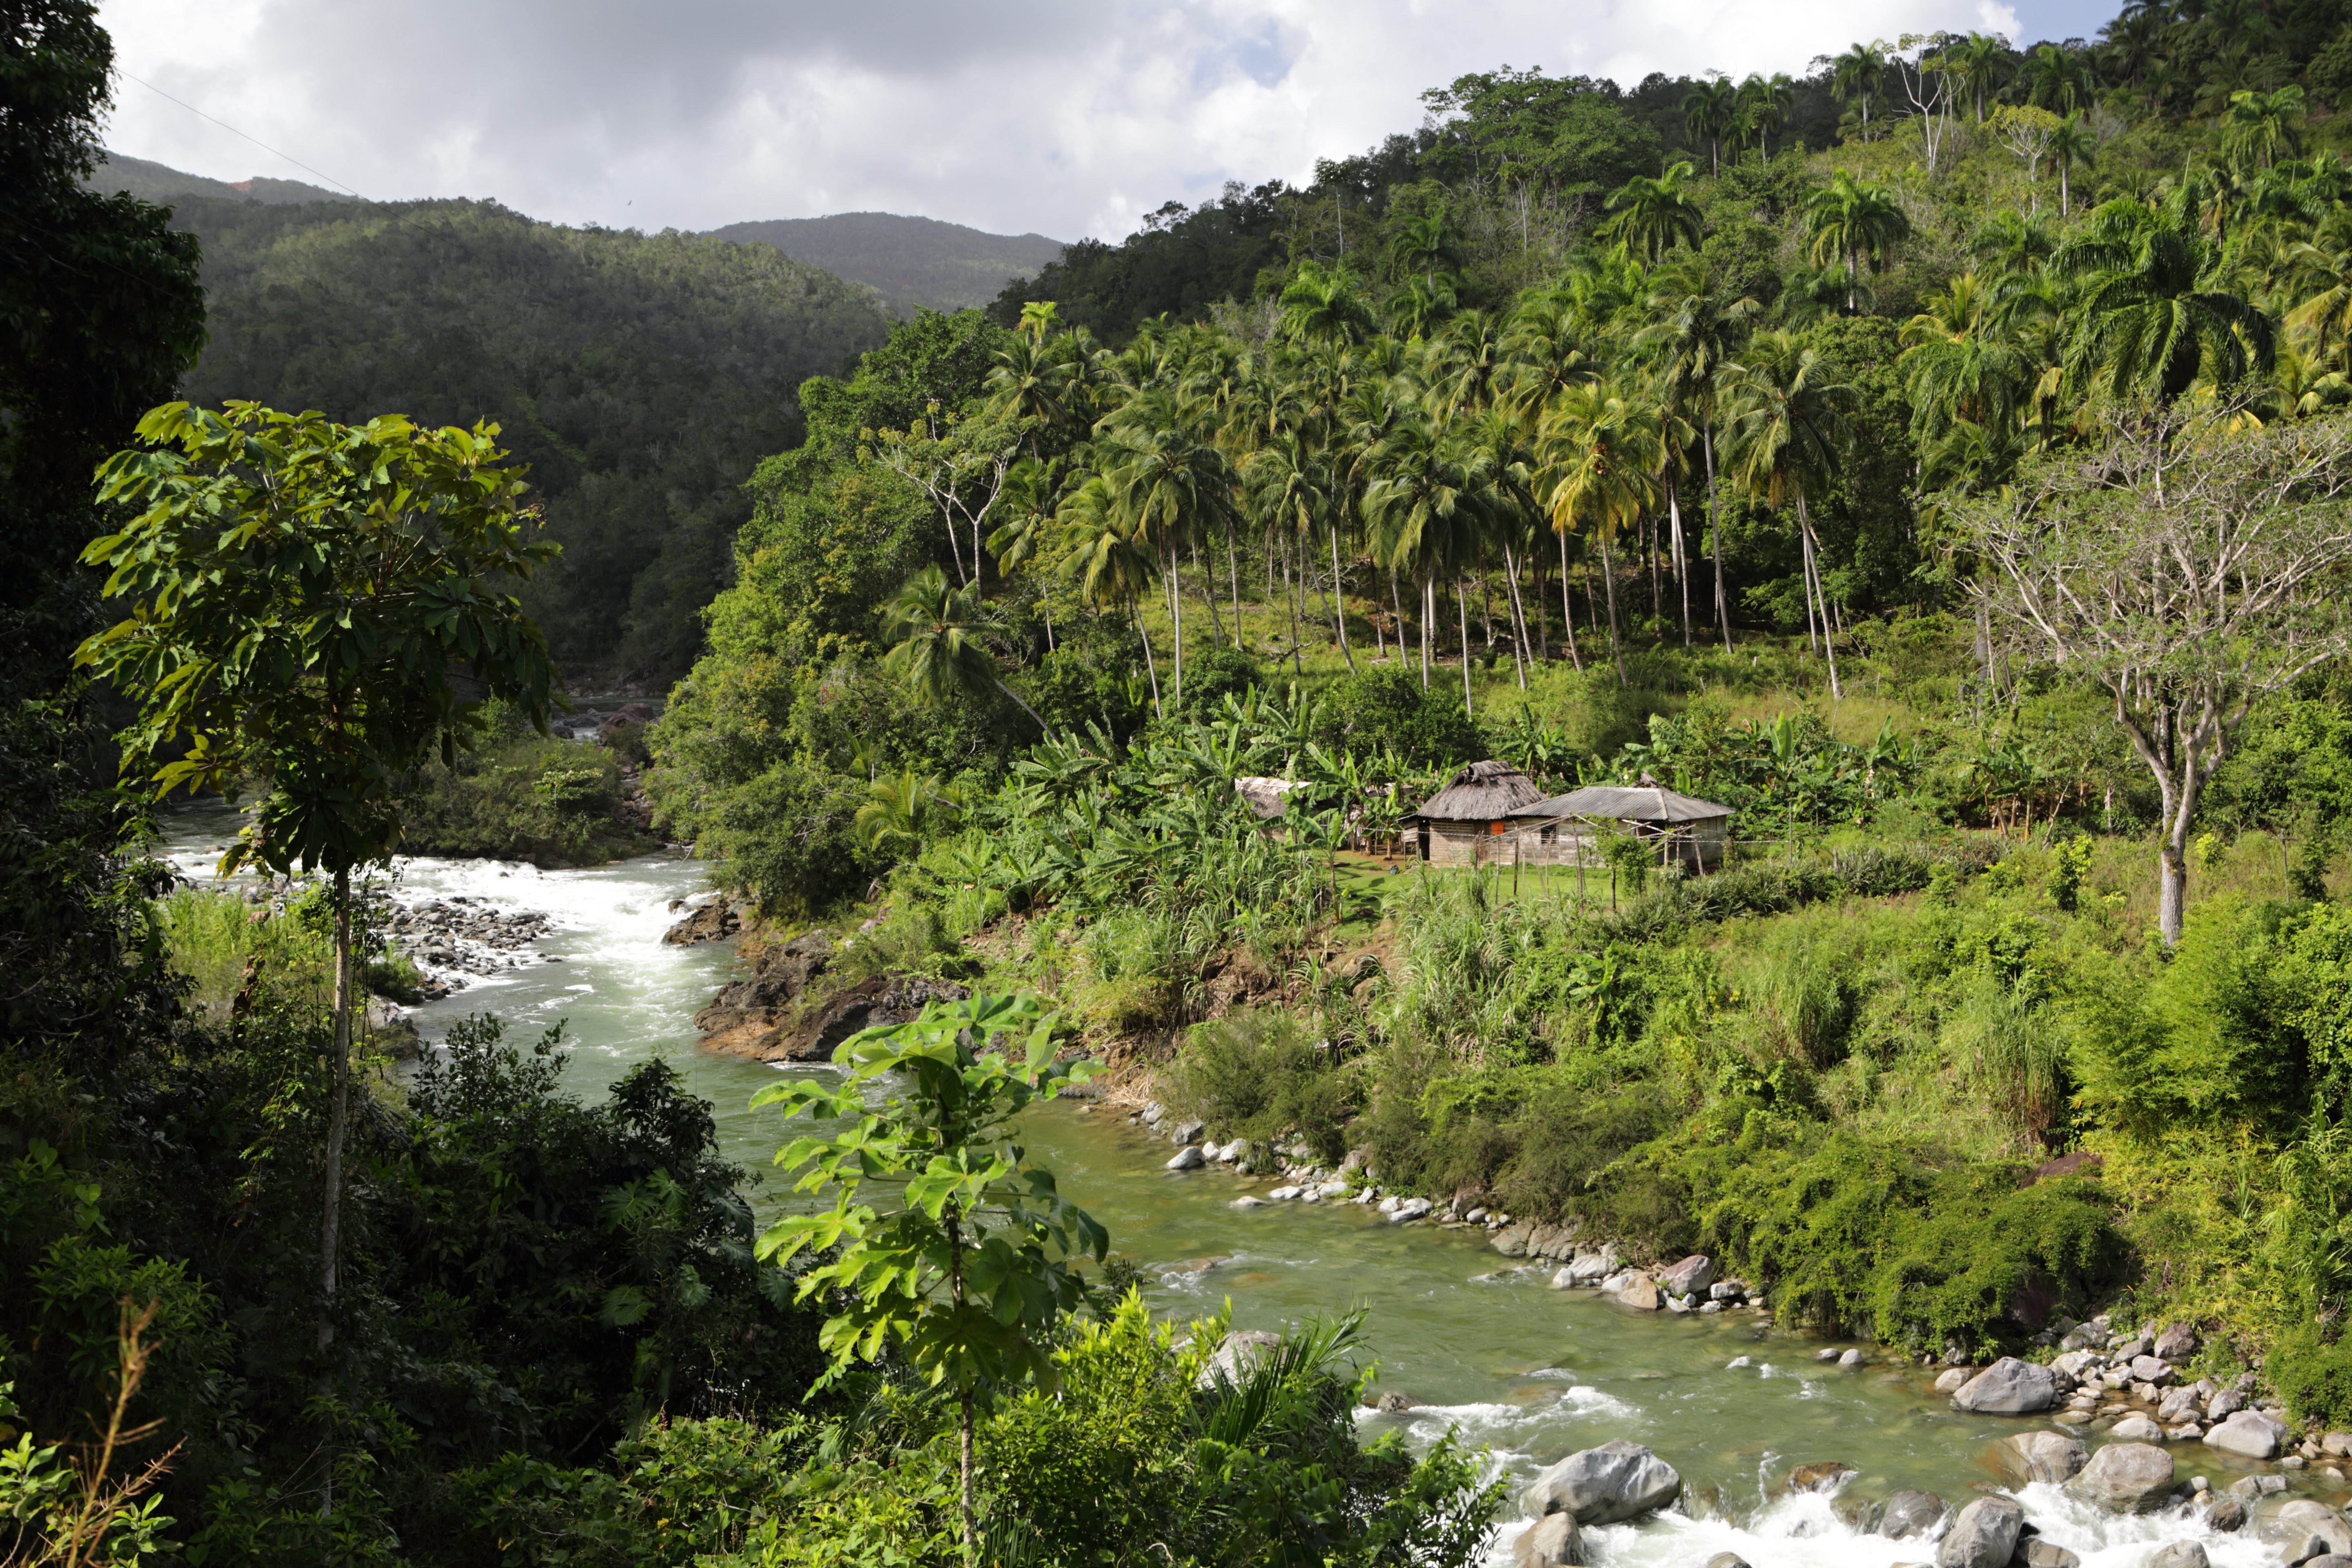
1195, 540, 1224, 648
1796, 484, 1842, 699
1557, 528, 1584, 672
1168, 542, 1185, 711
1132, 603, 1162, 717
1419, 572, 1432, 687
1392, 570, 1409, 672
1501, 540, 1530, 689
1456, 579, 1474, 717
1600, 536, 1626, 686
1229, 526, 1243, 642
1325, 523, 1358, 674
317, 863, 354, 1515
1532, 548, 1551, 662
1285, 535, 1305, 676
1705, 425, 1731, 653
1668, 479, 1691, 648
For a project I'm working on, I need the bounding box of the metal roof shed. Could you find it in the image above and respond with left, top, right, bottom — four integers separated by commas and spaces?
1508, 783, 1735, 873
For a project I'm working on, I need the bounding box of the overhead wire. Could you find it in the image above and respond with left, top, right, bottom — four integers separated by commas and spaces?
116, 71, 366, 200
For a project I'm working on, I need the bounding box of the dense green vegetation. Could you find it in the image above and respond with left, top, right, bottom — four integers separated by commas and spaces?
648, 0, 2352, 1425
27, 0, 2352, 1561
149, 192, 890, 680
709, 212, 1065, 315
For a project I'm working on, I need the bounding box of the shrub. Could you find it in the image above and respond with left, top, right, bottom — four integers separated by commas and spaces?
1318, 666, 1486, 767
2271, 1327, 2352, 1429
1162, 1013, 1354, 1160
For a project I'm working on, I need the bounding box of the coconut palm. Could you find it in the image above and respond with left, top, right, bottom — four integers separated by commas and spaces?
1055, 476, 1165, 713
1388, 207, 1464, 287
1360, 410, 1495, 706
1244, 432, 1352, 676
1900, 273, 2035, 442
2057, 199, 2274, 400
1101, 402, 1239, 713
1635, 253, 1758, 654
1535, 379, 1663, 685
1277, 261, 1376, 346
1599, 162, 1706, 263
1973, 208, 2058, 276
2286, 207, 2352, 366
986, 335, 1071, 430
1720, 332, 1851, 696
880, 567, 1046, 729
1385, 272, 1460, 341
2223, 86, 2305, 173
1682, 77, 1737, 175
1802, 172, 1911, 314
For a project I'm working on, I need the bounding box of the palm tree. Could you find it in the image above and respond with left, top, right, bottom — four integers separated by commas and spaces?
1900, 273, 2034, 443
1388, 207, 1463, 287
1636, 253, 1757, 655
1016, 300, 1062, 341
2047, 113, 2098, 215
1102, 404, 1239, 714
1361, 410, 1494, 708
1244, 432, 1350, 676
1831, 42, 1887, 137
1682, 77, 1737, 176
2223, 86, 2305, 173
1738, 73, 1796, 157
880, 567, 1046, 728
1535, 379, 1664, 685
1949, 32, 2016, 121
1973, 208, 2057, 275
986, 336, 1071, 430
1055, 475, 1165, 713
1385, 272, 1460, 341
2020, 42, 2092, 115
2057, 199, 2275, 400
1803, 171, 1912, 314
1277, 261, 1375, 346
1599, 162, 1706, 262
2286, 206, 2352, 366
1721, 332, 1851, 697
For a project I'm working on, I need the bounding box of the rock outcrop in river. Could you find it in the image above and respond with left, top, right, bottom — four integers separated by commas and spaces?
694, 931, 970, 1060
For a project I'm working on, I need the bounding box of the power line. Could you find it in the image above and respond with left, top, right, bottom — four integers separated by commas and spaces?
117, 72, 367, 200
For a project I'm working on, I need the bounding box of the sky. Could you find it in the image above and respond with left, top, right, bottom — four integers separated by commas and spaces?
94, 0, 2122, 245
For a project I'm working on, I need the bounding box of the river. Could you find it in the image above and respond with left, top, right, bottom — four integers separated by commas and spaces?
155, 806, 2291, 1567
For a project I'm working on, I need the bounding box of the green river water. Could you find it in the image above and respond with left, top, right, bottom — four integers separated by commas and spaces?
156, 808, 2298, 1567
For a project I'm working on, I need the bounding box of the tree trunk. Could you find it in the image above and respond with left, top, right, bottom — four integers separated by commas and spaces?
1532, 548, 1550, 662
1600, 536, 1626, 686
1229, 526, 1243, 644
316, 862, 354, 1518
1501, 540, 1530, 689
1168, 542, 1185, 711
1705, 426, 1731, 653
1132, 602, 1162, 717
1795, 484, 1842, 699
1557, 528, 1584, 672
1457, 579, 1474, 717
1668, 479, 1691, 648
1325, 523, 1357, 673
2158, 836, 2188, 943
1285, 535, 1305, 676
1419, 573, 1433, 688
1195, 540, 1224, 647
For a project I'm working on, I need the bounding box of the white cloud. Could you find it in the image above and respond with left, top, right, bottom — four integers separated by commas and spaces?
96, 0, 2088, 242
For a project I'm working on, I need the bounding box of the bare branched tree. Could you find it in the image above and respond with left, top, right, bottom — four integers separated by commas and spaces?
1952, 398, 2352, 943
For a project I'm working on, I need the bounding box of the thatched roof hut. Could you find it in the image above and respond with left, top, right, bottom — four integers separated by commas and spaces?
1403, 761, 1547, 864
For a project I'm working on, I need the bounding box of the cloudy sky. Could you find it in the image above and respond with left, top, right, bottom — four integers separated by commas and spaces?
95, 0, 2117, 244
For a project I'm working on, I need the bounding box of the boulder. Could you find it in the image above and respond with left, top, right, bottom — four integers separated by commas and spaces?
2206, 1389, 2246, 1421
1512, 1512, 1582, 1568
1617, 1276, 1663, 1311
2308, 1558, 2352, 1568
2153, 1323, 2198, 1361
2263, 1500, 2352, 1564
662, 900, 740, 945
1934, 1367, 1973, 1394
2109, 1414, 2165, 1442
1998, 1431, 2088, 1484
1787, 1461, 1854, 1494
1172, 1119, 1207, 1145
1566, 1250, 1617, 1284
1520, 1440, 1682, 1525
2145, 1546, 2209, 1568
1386, 1198, 1433, 1223
1373, 1391, 1422, 1413
2326, 1432, 2352, 1459
1492, 1221, 1534, 1257
2207, 1495, 2247, 1531
1197, 1330, 1282, 1386
1838, 1348, 1864, 1367
2158, 1388, 2204, 1425
2130, 1354, 2176, 1385
2065, 1442, 2174, 1514
2204, 1408, 2290, 1460
1550, 1267, 1577, 1290
1659, 1255, 1717, 1296
1701, 1556, 1751, 1568
1167, 1146, 1206, 1171
1878, 1490, 1944, 1539
361, 996, 421, 1060
1230, 1196, 1267, 1209
703, 971, 967, 1061
1951, 1358, 2058, 1415
1936, 1495, 2024, 1568
2016, 1542, 2081, 1568
2050, 1350, 2102, 1379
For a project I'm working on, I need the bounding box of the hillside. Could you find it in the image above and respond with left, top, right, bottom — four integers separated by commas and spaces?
89, 148, 361, 206
149, 194, 893, 679
707, 211, 1062, 314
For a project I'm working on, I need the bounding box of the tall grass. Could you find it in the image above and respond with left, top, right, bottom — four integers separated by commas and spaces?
158, 889, 334, 1021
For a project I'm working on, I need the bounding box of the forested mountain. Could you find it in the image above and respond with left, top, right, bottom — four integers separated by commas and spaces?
708, 211, 1063, 313
89, 147, 361, 205
158, 194, 892, 677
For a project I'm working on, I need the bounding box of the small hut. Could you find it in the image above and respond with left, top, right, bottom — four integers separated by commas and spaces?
1508, 780, 1735, 873
1404, 760, 1548, 864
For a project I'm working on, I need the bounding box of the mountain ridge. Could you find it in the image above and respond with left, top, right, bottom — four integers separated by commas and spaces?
705, 211, 1063, 314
